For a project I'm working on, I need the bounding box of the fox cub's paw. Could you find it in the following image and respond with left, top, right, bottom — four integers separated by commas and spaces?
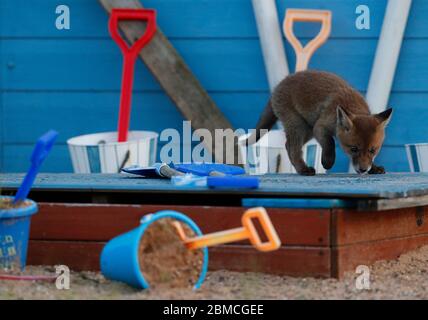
299, 166, 316, 176
369, 165, 385, 175
322, 156, 335, 170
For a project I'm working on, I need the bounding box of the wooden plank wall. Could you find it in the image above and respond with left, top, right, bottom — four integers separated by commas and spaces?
28, 203, 332, 276
0, 0, 425, 173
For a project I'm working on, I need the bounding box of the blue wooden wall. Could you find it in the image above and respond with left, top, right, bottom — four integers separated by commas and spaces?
0, 0, 425, 173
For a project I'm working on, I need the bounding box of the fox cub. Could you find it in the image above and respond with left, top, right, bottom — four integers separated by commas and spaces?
248, 70, 392, 175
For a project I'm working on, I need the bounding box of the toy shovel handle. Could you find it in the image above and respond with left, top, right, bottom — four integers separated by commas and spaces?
14, 130, 58, 204
283, 9, 332, 72
109, 9, 156, 56
31, 130, 58, 166
242, 207, 281, 252
109, 9, 156, 142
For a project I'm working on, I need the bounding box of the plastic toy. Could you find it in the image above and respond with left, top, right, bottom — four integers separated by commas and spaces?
100, 207, 279, 289
13, 130, 58, 204
0, 130, 57, 272
101, 210, 209, 290
171, 174, 259, 189
283, 9, 332, 72
170, 163, 258, 188
172, 163, 245, 176
122, 163, 181, 178
172, 207, 280, 252
123, 163, 260, 189
109, 9, 156, 142
123, 163, 245, 177
0, 197, 38, 271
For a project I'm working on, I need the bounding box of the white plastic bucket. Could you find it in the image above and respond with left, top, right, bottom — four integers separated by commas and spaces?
405, 143, 428, 172
238, 130, 325, 175
67, 131, 158, 173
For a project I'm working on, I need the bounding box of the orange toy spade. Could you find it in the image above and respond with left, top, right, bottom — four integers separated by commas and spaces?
172, 207, 281, 252
283, 9, 332, 72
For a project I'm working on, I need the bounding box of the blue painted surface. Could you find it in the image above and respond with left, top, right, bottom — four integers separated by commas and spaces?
0, 0, 426, 173
242, 198, 357, 209
2, 173, 428, 199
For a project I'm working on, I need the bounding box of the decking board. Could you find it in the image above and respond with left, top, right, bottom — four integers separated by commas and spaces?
4, 173, 428, 200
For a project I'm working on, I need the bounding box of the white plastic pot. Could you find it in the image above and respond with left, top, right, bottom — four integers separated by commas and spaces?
238, 130, 325, 175
405, 143, 428, 172
67, 131, 158, 173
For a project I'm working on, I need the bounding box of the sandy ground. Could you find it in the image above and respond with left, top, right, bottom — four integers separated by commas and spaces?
1, 245, 428, 300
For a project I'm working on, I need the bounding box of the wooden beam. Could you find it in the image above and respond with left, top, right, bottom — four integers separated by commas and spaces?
27, 241, 331, 277
332, 207, 428, 246
209, 245, 331, 277
332, 234, 428, 278
30, 203, 331, 246
98, 0, 236, 163
358, 194, 428, 211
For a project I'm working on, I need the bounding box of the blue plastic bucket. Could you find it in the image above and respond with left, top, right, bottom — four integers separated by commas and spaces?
0, 196, 38, 270
100, 210, 209, 290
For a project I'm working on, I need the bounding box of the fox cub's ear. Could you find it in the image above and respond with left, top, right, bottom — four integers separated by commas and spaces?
375, 108, 393, 127
337, 106, 353, 131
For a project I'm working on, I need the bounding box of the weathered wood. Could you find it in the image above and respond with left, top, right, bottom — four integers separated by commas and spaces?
27, 240, 331, 276
358, 194, 428, 211
30, 203, 331, 246
333, 207, 428, 246
210, 245, 331, 277
25, 200, 428, 278
4, 173, 428, 207
98, 0, 236, 163
28, 240, 104, 271
332, 234, 428, 278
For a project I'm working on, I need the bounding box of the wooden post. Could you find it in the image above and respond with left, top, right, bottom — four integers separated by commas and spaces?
99, 0, 237, 164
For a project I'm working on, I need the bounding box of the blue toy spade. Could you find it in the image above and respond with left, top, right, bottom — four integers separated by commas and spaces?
13, 130, 59, 205
0, 130, 59, 281
122, 163, 259, 189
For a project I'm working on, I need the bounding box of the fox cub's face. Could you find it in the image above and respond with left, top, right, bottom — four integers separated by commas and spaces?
336, 107, 393, 174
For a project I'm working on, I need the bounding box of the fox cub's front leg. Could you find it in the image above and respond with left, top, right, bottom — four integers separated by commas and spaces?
314, 125, 336, 170
285, 135, 316, 176
369, 164, 385, 174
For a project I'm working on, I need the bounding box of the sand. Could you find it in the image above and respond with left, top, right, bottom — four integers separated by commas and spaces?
0, 245, 427, 300
0, 198, 31, 210
138, 218, 204, 289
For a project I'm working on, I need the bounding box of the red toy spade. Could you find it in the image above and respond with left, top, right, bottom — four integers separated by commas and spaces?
109, 9, 156, 142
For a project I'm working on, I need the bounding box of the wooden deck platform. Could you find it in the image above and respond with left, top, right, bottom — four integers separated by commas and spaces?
2, 173, 428, 278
